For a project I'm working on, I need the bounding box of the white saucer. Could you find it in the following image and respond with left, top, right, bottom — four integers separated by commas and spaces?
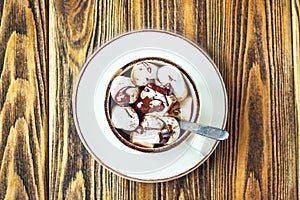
73, 30, 228, 182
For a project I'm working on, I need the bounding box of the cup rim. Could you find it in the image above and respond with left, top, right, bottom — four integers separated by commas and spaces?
104, 57, 201, 153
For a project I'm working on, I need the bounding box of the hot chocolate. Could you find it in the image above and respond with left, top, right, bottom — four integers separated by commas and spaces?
106, 58, 199, 151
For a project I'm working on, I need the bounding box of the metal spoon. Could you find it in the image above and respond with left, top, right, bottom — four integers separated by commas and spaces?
179, 120, 229, 141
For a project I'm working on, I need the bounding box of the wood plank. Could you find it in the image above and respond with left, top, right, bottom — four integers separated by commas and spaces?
292, 0, 300, 198
205, 1, 298, 199
49, 0, 299, 199
0, 0, 48, 199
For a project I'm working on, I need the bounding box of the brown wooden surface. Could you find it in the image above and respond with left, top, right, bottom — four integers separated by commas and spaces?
0, 0, 48, 199
0, 0, 299, 199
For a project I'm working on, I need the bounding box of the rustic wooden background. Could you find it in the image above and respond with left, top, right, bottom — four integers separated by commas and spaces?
0, 0, 299, 199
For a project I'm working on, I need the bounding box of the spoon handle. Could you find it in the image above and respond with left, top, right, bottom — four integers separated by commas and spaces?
179, 120, 229, 141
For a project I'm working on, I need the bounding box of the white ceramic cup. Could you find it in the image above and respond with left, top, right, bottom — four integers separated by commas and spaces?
103, 56, 201, 153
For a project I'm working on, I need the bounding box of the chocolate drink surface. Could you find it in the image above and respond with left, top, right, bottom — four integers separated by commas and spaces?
105, 57, 200, 152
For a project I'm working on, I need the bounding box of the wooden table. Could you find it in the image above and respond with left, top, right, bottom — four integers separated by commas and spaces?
0, 0, 299, 199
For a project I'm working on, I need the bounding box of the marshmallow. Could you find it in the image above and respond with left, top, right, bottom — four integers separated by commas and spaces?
110, 76, 140, 106
157, 65, 188, 101
111, 105, 139, 131
131, 132, 155, 148
166, 96, 193, 121
136, 84, 177, 116
160, 117, 180, 144
130, 115, 180, 146
131, 62, 158, 86
131, 115, 163, 145
141, 115, 165, 130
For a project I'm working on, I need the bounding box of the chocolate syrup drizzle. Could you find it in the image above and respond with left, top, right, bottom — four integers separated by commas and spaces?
114, 86, 135, 106
118, 116, 174, 145
131, 82, 176, 144
133, 82, 173, 116
113, 79, 175, 145
107, 58, 199, 151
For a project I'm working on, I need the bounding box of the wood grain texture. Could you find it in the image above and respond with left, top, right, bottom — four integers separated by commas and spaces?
292, 0, 300, 198
0, 0, 48, 199
47, 0, 299, 199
